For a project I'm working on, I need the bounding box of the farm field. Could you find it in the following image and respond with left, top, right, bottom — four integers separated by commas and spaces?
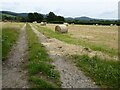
33, 23, 118, 58
46, 24, 118, 51
32, 23, 119, 88
2, 22, 119, 88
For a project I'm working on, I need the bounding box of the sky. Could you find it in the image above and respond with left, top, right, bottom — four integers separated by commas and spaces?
0, 0, 120, 19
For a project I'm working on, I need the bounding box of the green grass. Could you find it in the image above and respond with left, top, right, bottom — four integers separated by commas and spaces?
29, 76, 58, 89
2, 27, 20, 60
26, 23, 61, 88
71, 54, 120, 88
34, 24, 117, 56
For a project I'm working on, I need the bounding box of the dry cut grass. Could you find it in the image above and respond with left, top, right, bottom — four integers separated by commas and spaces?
46, 24, 118, 50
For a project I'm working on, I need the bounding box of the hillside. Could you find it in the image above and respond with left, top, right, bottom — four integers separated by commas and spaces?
0, 11, 28, 17
65, 16, 95, 21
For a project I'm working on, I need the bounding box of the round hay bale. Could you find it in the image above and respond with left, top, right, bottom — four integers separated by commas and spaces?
64, 23, 69, 26
40, 22, 46, 26
33, 21, 37, 23
55, 25, 68, 33
110, 24, 113, 26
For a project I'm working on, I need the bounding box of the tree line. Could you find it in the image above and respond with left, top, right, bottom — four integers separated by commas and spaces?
1, 12, 65, 23
1, 11, 120, 25
66, 20, 120, 26
27, 12, 65, 23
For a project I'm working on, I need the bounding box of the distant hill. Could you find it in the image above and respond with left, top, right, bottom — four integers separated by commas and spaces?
75, 16, 94, 20
65, 16, 97, 21
0, 11, 48, 19
65, 17, 74, 20
0, 11, 28, 17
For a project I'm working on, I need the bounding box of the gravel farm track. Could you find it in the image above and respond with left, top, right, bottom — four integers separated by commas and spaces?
2, 24, 29, 88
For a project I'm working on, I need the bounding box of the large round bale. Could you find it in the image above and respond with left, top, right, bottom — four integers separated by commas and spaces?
55, 25, 68, 33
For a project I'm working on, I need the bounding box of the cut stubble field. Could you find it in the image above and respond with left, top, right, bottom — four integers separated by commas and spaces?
32, 23, 119, 88
47, 24, 118, 51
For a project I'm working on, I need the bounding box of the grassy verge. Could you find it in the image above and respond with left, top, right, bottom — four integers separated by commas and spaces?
2, 26, 20, 60
26, 23, 61, 88
71, 54, 119, 88
34, 24, 117, 56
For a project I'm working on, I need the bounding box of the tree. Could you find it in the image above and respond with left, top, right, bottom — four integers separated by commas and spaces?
46, 12, 56, 22
57, 16, 65, 22
27, 13, 35, 22
34, 12, 43, 22
27, 12, 43, 22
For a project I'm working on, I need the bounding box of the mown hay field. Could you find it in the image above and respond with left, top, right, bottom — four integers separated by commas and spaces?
33, 23, 119, 88
46, 24, 118, 50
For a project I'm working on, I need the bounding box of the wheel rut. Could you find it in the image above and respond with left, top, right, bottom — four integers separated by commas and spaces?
2, 24, 29, 88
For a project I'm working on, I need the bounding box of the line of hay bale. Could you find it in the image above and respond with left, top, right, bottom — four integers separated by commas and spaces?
55, 25, 68, 33
40, 22, 47, 26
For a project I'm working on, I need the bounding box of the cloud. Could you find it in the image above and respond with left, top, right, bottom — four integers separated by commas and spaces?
99, 10, 118, 19
0, 0, 119, 19
1, 2, 20, 11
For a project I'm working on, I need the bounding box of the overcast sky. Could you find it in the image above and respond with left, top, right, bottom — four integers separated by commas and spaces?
0, 0, 119, 19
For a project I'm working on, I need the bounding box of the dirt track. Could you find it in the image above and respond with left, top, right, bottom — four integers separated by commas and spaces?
30, 24, 98, 88
2, 24, 29, 88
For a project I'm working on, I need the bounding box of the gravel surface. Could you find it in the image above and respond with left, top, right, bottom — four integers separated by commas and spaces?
30, 24, 98, 88
2, 24, 29, 88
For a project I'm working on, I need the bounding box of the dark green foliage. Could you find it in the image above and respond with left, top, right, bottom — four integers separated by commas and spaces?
27, 13, 35, 22
46, 12, 56, 22
46, 12, 64, 23
27, 12, 43, 23
57, 16, 65, 22
66, 20, 120, 26
34, 12, 43, 23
